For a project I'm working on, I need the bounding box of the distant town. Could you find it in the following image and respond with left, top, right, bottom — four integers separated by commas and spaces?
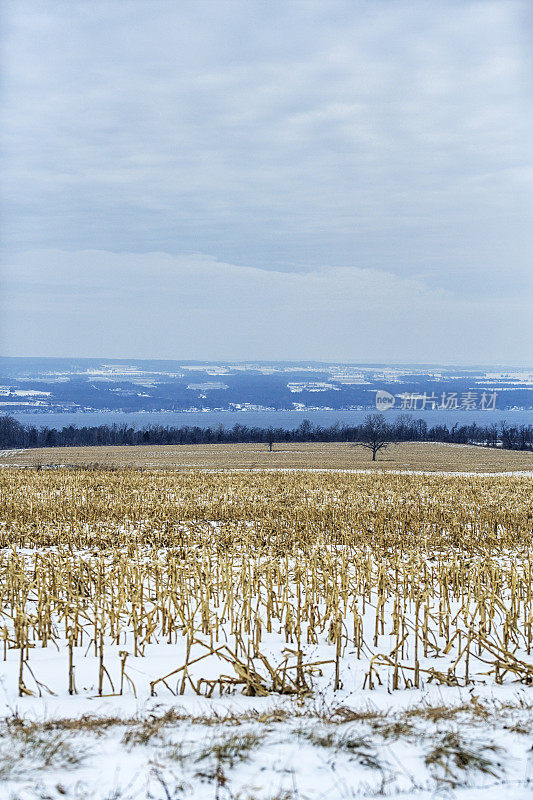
0, 357, 531, 415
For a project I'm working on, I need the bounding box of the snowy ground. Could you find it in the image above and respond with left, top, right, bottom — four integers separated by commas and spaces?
2, 639, 533, 799
1, 692, 532, 799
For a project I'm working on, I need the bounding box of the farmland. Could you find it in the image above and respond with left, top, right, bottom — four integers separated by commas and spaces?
1, 439, 533, 471
0, 462, 532, 798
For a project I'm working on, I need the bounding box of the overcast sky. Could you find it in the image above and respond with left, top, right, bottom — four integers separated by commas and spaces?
1, 0, 531, 363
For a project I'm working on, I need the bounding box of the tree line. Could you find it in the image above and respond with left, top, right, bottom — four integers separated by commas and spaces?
0, 413, 531, 451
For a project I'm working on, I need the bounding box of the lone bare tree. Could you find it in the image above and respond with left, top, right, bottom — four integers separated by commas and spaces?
356, 413, 392, 461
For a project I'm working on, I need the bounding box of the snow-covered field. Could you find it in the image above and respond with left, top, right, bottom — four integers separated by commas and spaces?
2, 642, 533, 799
1, 467, 532, 799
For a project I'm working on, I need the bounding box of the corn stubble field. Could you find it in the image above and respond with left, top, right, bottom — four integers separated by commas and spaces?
3, 439, 533, 471
1, 460, 533, 799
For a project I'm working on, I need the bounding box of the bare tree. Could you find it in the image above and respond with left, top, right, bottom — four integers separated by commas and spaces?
355, 413, 393, 461
487, 423, 499, 448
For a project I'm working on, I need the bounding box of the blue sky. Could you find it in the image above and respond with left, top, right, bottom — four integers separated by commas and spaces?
1, 0, 531, 362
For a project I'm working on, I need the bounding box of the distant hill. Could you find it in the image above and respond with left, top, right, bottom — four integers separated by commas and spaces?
0, 357, 531, 415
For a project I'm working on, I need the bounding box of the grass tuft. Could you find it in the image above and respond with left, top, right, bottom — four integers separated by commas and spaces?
196, 730, 264, 769
425, 731, 503, 786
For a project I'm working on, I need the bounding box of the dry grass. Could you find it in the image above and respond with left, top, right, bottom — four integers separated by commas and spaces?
1, 440, 532, 471
0, 718, 85, 780
5, 695, 530, 738
2, 696, 527, 792
424, 732, 503, 786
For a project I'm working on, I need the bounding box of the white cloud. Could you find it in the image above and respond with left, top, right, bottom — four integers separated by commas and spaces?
1, 2, 531, 361
1, 250, 531, 363
2, 1, 532, 284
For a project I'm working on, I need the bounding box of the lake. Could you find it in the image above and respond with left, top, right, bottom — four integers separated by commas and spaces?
9, 408, 532, 430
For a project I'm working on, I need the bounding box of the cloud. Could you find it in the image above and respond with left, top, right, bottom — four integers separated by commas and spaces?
1, 249, 531, 363
1, 2, 531, 361
2, 1, 532, 286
